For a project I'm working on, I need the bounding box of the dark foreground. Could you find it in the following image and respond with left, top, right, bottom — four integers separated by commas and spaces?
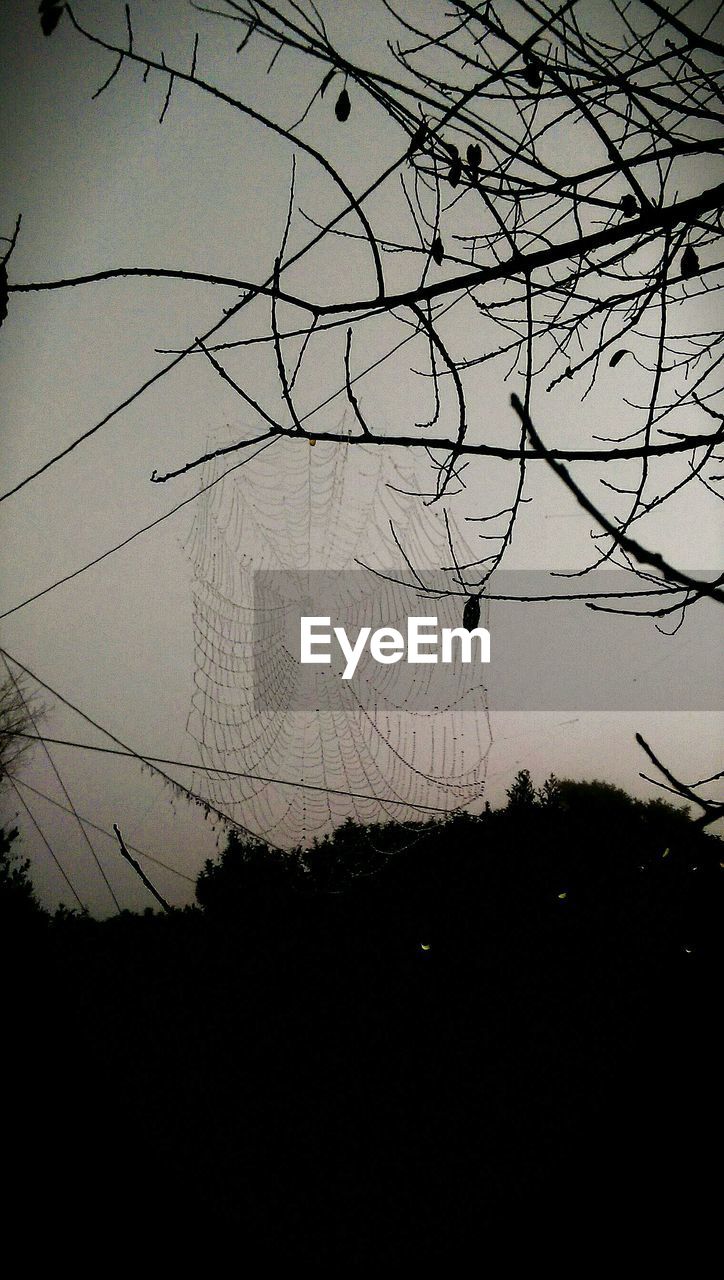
4, 784, 720, 1263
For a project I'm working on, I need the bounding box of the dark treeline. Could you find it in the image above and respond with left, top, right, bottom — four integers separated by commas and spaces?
3, 775, 720, 1262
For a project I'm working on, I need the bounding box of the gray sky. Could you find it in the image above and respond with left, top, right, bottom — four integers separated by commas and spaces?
1, 0, 721, 915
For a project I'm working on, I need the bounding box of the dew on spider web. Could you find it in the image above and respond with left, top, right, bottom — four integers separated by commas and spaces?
184, 434, 493, 850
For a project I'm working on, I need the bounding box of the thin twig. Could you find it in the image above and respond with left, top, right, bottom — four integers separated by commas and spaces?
113, 824, 172, 911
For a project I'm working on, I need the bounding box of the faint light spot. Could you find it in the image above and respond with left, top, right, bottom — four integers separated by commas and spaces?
662, 848, 669, 858
557, 892, 567, 900
420, 943, 431, 951
682, 946, 693, 954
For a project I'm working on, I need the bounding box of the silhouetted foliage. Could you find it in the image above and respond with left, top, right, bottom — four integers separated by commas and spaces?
537, 771, 562, 808
195, 831, 300, 916
0, 823, 46, 928
505, 766, 538, 809
4, 774, 720, 1259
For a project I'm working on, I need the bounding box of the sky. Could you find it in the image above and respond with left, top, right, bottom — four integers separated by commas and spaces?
0, 0, 721, 915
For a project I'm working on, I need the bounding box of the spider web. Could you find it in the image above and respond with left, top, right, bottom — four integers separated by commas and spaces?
184, 431, 493, 849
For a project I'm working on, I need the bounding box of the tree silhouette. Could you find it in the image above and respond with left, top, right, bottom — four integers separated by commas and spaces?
0, 672, 53, 924
0, 671, 46, 788
505, 766, 538, 809
1, 776, 720, 1255
0, 822, 46, 927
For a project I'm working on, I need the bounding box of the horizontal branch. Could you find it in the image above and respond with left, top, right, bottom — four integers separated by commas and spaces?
8, 266, 316, 311
10, 185, 723, 323
149, 417, 724, 484
320, 182, 724, 317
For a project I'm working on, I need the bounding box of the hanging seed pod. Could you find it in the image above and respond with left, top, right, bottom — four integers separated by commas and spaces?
609, 349, 631, 367
462, 594, 481, 632
431, 235, 444, 265
448, 153, 462, 188
335, 88, 351, 122
524, 60, 542, 88
681, 245, 700, 278
39, 1, 65, 36
466, 143, 482, 173
620, 194, 638, 218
